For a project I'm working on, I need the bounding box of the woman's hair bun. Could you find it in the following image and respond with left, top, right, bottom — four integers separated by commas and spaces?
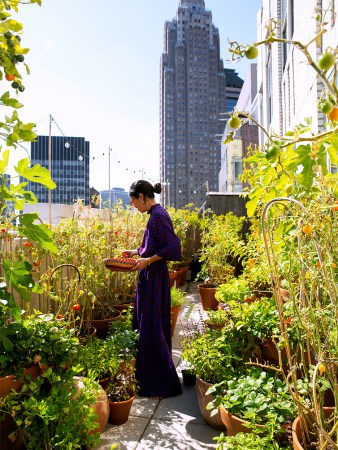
153, 183, 162, 194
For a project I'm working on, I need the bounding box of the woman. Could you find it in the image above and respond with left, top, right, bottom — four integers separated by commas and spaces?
123, 180, 182, 398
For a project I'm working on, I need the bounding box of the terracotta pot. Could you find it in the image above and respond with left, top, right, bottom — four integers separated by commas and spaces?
170, 304, 181, 337
176, 267, 189, 287
73, 376, 109, 433
260, 337, 287, 363
0, 365, 42, 398
90, 309, 122, 339
108, 394, 136, 425
219, 405, 266, 436
169, 270, 178, 287
292, 407, 334, 450
196, 376, 226, 430
198, 284, 219, 311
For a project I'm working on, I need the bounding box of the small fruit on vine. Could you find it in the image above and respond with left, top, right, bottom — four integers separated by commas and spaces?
319, 99, 334, 114
318, 363, 326, 374
245, 45, 258, 60
4, 31, 12, 39
14, 54, 24, 62
302, 224, 313, 234
5, 73, 15, 81
24, 241, 32, 247
331, 262, 337, 269
73, 304, 81, 311
266, 145, 281, 161
285, 184, 294, 195
228, 116, 241, 129
318, 52, 335, 71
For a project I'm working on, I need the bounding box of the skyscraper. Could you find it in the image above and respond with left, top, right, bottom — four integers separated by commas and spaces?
160, 0, 227, 209
26, 135, 90, 206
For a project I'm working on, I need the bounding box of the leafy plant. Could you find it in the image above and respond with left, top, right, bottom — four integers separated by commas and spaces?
205, 308, 229, 326
0, 369, 102, 449
215, 277, 250, 303
170, 286, 187, 307
74, 337, 120, 382
214, 430, 291, 450
209, 367, 297, 426
0, 312, 79, 376
198, 212, 246, 285
105, 362, 138, 402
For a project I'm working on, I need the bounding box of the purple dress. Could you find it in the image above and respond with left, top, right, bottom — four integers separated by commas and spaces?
133, 203, 182, 398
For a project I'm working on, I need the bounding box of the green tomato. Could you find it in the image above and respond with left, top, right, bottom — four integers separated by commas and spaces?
245, 45, 258, 60
266, 145, 281, 161
319, 99, 334, 114
228, 116, 241, 129
318, 52, 335, 71
285, 184, 294, 195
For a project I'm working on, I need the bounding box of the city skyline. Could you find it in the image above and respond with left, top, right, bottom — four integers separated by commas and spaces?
13, 0, 262, 194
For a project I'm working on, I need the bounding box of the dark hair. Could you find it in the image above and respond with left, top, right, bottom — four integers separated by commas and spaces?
129, 180, 162, 199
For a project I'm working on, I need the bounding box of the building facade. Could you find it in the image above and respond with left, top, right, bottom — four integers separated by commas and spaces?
257, 0, 338, 146
160, 0, 229, 209
219, 64, 259, 192
26, 135, 90, 206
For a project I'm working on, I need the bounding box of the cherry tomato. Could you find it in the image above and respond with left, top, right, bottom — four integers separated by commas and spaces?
73, 304, 81, 311
24, 242, 32, 247
318, 363, 325, 374
5, 73, 15, 81
302, 224, 313, 234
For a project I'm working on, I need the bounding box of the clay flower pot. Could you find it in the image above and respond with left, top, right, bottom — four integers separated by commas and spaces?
196, 376, 226, 430
108, 394, 136, 425
292, 407, 335, 450
197, 283, 219, 311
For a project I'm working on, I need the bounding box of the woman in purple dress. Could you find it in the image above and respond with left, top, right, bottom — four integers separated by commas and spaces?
123, 180, 182, 398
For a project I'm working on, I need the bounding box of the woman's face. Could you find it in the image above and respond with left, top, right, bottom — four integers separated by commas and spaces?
129, 195, 147, 213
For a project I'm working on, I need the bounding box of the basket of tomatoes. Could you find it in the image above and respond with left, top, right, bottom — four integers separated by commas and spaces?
104, 257, 138, 272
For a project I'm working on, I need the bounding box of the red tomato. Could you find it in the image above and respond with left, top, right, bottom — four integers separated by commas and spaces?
24, 242, 32, 247
73, 304, 81, 311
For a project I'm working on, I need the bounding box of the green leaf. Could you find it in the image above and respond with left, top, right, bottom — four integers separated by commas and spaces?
17, 213, 58, 254
15, 158, 56, 189
3, 258, 42, 303
0, 149, 9, 175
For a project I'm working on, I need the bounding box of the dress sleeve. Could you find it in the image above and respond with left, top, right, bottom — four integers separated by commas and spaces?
149, 211, 182, 261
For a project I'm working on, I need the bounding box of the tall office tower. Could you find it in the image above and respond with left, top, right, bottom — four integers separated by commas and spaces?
26, 135, 90, 206
160, 0, 227, 209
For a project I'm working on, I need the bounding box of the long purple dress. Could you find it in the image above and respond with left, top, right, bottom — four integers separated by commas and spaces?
133, 203, 182, 398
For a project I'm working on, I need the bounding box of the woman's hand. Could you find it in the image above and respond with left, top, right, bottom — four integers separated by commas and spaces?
132, 258, 150, 271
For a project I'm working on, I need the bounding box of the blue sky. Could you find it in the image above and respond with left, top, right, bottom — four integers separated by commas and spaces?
14, 0, 262, 192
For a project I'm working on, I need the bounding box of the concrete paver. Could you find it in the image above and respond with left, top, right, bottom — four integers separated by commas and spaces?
94, 282, 218, 450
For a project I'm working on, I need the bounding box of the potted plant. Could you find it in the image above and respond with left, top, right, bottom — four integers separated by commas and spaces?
215, 277, 250, 305
204, 308, 229, 330
209, 367, 297, 440
0, 312, 79, 397
105, 362, 139, 425
0, 369, 107, 449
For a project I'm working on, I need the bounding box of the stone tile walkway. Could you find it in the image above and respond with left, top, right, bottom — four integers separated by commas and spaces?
94, 281, 218, 450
